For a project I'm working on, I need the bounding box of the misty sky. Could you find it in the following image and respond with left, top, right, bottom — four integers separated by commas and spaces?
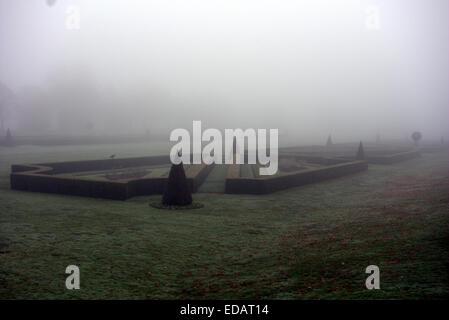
0, 0, 448, 144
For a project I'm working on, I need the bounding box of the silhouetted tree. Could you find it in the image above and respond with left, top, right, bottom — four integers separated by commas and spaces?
0, 82, 17, 133
356, 141, 365, 160
411, 131, 422, 146
4, 128, 12, 147
46, 0, 57, 7
5, 128, 11, 140
326, 135, 333, 147
162, 160, 192, 206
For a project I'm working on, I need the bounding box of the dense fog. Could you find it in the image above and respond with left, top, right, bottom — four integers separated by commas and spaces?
0, 0, 448, 145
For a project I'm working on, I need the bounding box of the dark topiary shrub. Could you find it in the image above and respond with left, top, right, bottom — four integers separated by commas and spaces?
356, 141, 365, 160
162, 161, 192, 206
149, 202, 203, 210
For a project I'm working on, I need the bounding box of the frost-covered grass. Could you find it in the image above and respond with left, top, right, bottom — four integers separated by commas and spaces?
0, 143, 447, 299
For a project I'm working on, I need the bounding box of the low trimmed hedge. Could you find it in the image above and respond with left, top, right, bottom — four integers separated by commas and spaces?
10, 157, 213, 200
225, 160, 368, 194
367, 150, 420, 164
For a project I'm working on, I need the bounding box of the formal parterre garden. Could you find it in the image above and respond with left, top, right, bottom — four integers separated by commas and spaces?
0, 142, 448, 299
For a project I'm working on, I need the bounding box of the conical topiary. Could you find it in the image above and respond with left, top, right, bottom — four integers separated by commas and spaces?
232, 136, 238, 155
227, 136, 239, 163
376, 134, 381, 144
5, 128, 11, 141
356, 141, 365, 160
5, 128, 13, 146
162, 161, 192, 206
326, 135, 333, 147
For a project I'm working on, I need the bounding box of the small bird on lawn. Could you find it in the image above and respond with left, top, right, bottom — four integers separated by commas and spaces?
109, 154, 116, 159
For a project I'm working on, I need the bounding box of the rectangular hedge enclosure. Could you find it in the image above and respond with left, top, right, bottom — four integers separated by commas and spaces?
225, 156, 368, 194
11, 141, 433, 198
278, 143, 423, 164
10, 155, 214, 200
365, 150, 421, 164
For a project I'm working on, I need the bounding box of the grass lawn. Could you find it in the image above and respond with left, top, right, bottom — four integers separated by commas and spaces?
0, 143, 448, 299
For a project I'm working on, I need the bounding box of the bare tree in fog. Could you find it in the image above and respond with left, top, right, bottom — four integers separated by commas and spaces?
0, 81, 17, 134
